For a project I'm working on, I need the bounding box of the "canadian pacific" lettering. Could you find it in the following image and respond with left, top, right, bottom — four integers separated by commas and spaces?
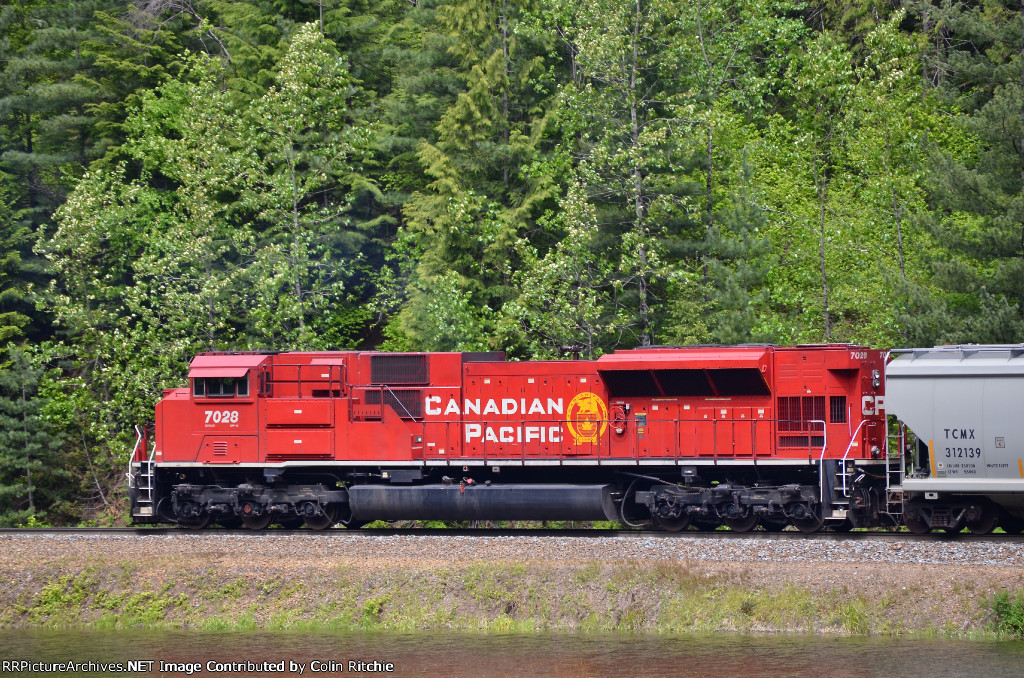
424, 397, 564, 417
424, 397, 567, 445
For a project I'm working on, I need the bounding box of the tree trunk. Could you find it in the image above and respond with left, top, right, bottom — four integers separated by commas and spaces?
500, 0, 510, 187
631, 0, 650, 346
702, 123, 714, 288
705, 125, 713, 231
205, 260, 215, 350
291, 149, 305, 334
891, 180, 905, 279
1019, 0, 1023, 321
21, 383, 34, 512
812, 152, 831, 340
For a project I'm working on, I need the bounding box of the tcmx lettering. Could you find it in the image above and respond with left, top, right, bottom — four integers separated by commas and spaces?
944, 428, 975, 440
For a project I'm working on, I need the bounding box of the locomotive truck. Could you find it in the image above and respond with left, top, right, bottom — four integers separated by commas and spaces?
129, 344, 911, 532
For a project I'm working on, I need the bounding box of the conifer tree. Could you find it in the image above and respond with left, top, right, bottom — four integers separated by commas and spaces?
0, 0, 119, 225
679, 173, 775, 345
77, 7, 187, 150
0, 347, 65, 526
542, 0, 704, 347
0, 180, 32, 347
917, 0, 1024, 342
385, 0, 560, 350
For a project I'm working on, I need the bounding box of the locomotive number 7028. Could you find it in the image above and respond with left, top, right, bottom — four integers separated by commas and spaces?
205, 410, 240, 425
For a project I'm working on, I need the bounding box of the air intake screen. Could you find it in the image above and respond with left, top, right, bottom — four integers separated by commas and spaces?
366, 389, 423, 419
830, 396, 847, 423
778, 395, 826, 448
778, 396, 826, 431
370, 354, 429, 385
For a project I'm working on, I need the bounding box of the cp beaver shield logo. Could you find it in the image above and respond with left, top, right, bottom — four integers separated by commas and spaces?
566, 392, 609, 445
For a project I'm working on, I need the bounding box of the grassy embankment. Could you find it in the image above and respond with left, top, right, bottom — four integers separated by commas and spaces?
4, 557, 1022, 638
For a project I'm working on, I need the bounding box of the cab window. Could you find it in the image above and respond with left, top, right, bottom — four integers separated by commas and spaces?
193, 376, 249, 398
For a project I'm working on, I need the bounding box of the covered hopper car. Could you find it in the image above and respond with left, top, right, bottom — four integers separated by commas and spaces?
886, 345, 1024, 534
130, 344, 907, 531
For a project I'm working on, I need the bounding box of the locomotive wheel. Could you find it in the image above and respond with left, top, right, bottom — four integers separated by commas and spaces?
723, 514, 759, 533
966, 502, 999, 536
335, 505, 365, 529
303, 504, 338, 531
903, 515, 930, 534
656, 513, 692, 532
179, 514, 211, 530
791, 516, 823, 534
241, 513, 273, 530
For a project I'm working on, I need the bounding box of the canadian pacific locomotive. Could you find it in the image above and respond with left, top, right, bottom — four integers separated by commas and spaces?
126, 343, 1023, 534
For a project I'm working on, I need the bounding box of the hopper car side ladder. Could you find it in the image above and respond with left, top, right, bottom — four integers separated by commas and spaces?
882, 425, 908, 522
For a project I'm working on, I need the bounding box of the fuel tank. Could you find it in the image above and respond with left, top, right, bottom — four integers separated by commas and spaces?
348, 483, 620, 522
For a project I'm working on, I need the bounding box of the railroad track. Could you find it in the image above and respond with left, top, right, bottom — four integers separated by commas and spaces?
3, 526, 1023, 543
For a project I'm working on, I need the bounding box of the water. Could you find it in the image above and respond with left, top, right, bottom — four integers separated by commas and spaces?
1, 631, 1022, 677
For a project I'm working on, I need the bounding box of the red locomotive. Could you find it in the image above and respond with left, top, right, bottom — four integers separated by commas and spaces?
129, 345, 891, 531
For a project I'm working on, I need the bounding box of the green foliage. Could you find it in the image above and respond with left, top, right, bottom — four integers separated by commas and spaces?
2, 0, 1024, 524
0, 181, 32, 346
913, 0, 1024, 343
501, 181, 616, 358
382, 0, 560, 351
0, 346, 67, 526
991, 591, 1024, 637
244, 24, 369, 349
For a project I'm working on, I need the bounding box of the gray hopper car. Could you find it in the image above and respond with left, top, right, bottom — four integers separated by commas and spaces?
887, 345, 1024, 534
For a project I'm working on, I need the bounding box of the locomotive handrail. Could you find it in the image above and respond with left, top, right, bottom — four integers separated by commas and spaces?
833, 418, 869, 500
129, 428, 149, 464
265, 361, 347, 398
802, 419, 827, 463
129, 425, 144, 464
813, 419, 827, 462
125, 424, 145, 487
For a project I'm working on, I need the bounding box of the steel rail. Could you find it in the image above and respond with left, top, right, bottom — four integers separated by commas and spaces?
2, 526, 1023, 544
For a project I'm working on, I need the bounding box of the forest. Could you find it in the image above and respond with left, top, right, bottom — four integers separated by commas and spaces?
0, 0, 1021, 524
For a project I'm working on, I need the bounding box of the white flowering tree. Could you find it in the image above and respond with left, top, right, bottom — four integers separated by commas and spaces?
244, 24, 367, 350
